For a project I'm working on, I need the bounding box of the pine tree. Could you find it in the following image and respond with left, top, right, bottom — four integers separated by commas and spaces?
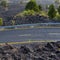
25, 0, 39, 12
48, 4, 56, 19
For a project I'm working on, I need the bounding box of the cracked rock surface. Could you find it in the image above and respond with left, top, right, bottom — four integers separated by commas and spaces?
0, 41, 60, 60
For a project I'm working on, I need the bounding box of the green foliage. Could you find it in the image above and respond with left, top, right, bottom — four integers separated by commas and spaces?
57, 6, 60, 14
0, 18, 3, 26
11, 20, 15, 25
23, 10, 36, 15
55, 14, 60, 20
40, 11, 48, 17
0, 0, 8, 7
25, 0, 39, 12
39, 5, 42, 10
16, 10, 36, 17
48, 4, 56, 19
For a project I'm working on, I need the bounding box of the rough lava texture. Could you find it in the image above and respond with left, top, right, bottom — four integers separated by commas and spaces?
0, 41, 60, 60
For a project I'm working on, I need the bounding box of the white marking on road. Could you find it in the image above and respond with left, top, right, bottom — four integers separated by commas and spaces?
19, 34, 31, 36
49, 33, 60, 35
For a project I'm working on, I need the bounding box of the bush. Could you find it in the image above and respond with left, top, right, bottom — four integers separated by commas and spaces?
55, 14, 60, 20
0, 18, 3, 26
25, 0, 39, 12
48, 4, 56, 19
39, 5, 42, 10
0, 0, 8, 7
0, 0, 8, 11
23, 10, 36, 16
16, 10, 36, 17
40, 11, 48, 17
11, 20, 15, 25
57, 5, 60, 14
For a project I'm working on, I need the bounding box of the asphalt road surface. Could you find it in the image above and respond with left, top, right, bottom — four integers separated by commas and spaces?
0, 27, 60, 43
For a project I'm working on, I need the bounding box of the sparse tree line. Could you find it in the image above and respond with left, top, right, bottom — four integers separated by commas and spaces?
25, 0, 60, 19
0, 0, 60, 26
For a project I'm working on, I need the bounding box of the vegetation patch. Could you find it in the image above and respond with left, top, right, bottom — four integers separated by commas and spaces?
15, 10, 36, 17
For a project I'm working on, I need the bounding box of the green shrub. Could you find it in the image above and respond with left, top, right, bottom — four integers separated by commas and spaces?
0, 0, 8, 11
0, 18, 3, 26
11, 20, 15, 25
39, 5, 42, 10
25, 0, 39, 12
55, 14, 60, 20
0, 0, 8, 7
40, 11, 48, 17
23, 10, 36, 15
48, 4, 56, 19
16, 10, 36, 17
57, 5, 60, 14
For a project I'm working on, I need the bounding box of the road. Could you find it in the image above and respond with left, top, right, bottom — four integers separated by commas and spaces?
0, 27, 60, 43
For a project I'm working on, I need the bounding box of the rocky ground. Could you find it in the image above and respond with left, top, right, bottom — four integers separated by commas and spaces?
0, 41, 60, 60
